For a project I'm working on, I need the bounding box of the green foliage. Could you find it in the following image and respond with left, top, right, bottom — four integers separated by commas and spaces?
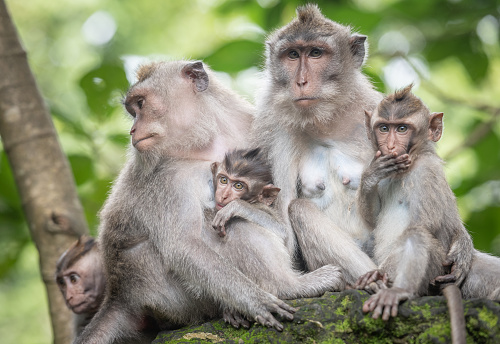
1, 0, 499, 342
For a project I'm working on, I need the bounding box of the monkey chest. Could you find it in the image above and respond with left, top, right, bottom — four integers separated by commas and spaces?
298, 145, 364, 210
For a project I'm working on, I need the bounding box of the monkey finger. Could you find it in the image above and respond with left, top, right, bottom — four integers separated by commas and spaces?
382, 305, 393, 321
372, 303, 384, 319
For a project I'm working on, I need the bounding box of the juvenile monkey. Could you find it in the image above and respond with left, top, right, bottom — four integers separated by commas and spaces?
354, 85, 474, 323
210, 148, 344, 328
252, 4, 381, 281
75, 61, 296, 344
56, 236, 105, 337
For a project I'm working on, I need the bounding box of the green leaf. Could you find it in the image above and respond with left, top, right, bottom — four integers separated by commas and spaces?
204, 40, 264, 73
79, 63, 128, 119
68, 154, 94, 186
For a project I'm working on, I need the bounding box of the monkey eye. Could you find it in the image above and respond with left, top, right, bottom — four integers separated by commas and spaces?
288, 50, 299, 59
397, 125, 408, 133
233, 182, 245, 190
379, 124, 389, 133
309, 48, 322, 58
137, 98, 144, 109
69, 274, 80, 284
219, 176, 228, 184
56, 277, 65, 287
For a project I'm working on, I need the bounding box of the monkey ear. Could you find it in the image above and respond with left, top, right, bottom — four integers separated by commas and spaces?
211, 162, 219, 176
259, 184, 281, 206
182, 62, 209, 92
429, 112, 444, 142
364, 110, 373, 139
350, 35, 367, 69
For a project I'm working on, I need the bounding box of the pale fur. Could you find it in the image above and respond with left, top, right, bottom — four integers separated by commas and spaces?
74, 61, 297, 344
252, 4, 381, 283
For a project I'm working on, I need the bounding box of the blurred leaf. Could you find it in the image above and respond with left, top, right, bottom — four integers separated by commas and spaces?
204, 40, 264, 73
79, 63, 128, 119
457, 50, 489, 83
468, 206, 500, 254
68, 154, 94, 186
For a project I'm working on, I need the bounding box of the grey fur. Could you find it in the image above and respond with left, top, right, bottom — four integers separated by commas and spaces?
74, 61, 295, 344
252, 4, 381, 283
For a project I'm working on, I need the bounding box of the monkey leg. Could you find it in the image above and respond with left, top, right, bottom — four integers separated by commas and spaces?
277, 264, 345, 299
289, 198, 376, 285
461, 250, 500, 301
73, 300, 143, 344
364, 227, 446, 320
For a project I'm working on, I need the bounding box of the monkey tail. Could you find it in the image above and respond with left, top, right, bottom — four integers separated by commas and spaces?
442, 284, 466, 344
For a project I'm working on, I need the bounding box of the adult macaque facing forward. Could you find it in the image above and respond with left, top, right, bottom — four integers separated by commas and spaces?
210, 148, 344, 329
354, 85, 474, 321
253, 4, 381, 282
74, 61, 296, 344
56, 236, 105, 337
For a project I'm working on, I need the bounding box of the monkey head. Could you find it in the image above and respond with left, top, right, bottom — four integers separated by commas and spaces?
123, 61, 220, 159
364, 84, 443, 158
264, 4, 368, 125
56, 236, 105, 315
211, 148, 280, 210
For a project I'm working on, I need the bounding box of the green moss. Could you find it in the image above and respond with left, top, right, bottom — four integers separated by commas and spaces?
416, 321, 450, 343
478, 307, 498, 329
410, 302, 432, 319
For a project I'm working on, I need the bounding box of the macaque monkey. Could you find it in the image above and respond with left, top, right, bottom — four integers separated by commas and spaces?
354, 85, 474, 326
56, 236, 105, 337
210, 148, 344, 329
74, 61, 296, 344
252, 4, 381, 282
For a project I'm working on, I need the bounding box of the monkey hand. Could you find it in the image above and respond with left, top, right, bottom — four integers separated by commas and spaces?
252, 294, 296, 331
223, 308, 251, 329
364, 152, 411, 185
355, 270, 391, 294
363, 287, 411, 321
212, 201, 239, 237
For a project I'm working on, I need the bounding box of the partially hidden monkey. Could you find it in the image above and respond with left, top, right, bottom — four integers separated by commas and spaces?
56, 236, 106, 338
252, 4, 381, 282
74, 61, 296, 344
209, 148, 344, 328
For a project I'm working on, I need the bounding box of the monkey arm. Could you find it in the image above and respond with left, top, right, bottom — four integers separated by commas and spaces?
169, 236, 296, 331
356, 173, 380, 230
212, 200, 287, 240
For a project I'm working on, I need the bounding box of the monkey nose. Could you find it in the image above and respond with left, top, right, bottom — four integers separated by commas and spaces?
129, 128, 136, 135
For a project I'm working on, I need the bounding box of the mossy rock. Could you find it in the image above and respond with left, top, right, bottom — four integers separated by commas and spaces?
153, 290, 500, 343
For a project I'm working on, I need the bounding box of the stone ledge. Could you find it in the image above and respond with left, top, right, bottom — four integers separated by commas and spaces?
153, 290, 500, 343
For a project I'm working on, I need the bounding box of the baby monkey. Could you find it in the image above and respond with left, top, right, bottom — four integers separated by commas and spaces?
355, 85, 473, 342
212, 148, 285, 240
210, 148, 344, 328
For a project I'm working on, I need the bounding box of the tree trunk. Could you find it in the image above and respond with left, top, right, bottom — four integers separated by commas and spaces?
0, 1, 89, 343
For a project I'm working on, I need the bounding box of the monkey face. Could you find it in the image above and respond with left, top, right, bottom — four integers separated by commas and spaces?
214, 173, 250, 210
374, 121, 414, 157
56, 251, 105, 314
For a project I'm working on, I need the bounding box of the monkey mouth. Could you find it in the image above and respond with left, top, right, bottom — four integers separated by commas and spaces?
215, 203, 225, 211
294, 97, 320, 106
132, 135, 155, 147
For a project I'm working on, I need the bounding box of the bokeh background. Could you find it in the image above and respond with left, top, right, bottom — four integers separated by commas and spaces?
0, 0, 499, 342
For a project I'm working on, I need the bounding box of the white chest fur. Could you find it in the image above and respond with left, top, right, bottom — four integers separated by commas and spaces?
373, 178, 410, 265
297, 142, 370, 245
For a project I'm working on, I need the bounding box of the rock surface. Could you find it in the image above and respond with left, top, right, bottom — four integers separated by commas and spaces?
153, 290, 500, 343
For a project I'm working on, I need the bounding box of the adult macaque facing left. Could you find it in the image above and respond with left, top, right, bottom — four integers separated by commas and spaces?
56, 236, 105, 337
75, 61, 295, 344
210, 148, 344, 328
354, 85, 474, 322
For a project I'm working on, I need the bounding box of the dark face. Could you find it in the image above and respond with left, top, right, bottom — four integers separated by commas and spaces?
56, 251, 105, 314
214, 172, 251, 210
